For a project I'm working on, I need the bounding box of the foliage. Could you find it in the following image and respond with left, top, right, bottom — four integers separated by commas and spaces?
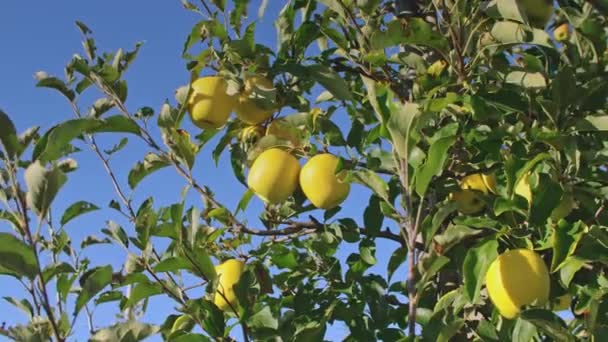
1, 0, 608, 340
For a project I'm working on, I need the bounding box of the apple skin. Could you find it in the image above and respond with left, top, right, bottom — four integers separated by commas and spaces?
188, 76, 236, 129
554, 23, 570, 42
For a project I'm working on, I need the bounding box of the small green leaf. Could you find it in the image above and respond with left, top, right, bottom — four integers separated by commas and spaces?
154, 257, 191, 273
3, 296, 34, 318
94, 115, 141, 135
353, 169, 389, 202
61, 201, 99, 226
0, 233, 38, 280
363, 195, 384, 235
559, 257, 585, 287
75, 265, 113, 315
387, 247, 407, 281
248, 306, 278, 330
42, 262, 75, 283
371, 18, 448, 51
35, 74, 75, 101
90, 321, 159, 342
520, 309, 574, 342
104, 137, 128, 155
506, 71, 547, 89
25, 162, 67, 218
123, 281, 163, 309
463, 238, 498, 302
496, 0, 527, 23
490, 21, 552, 47
576, 115, 608, 131
434, 224, 484, 254
308, 64, 352, 100
529, 174, 562, 225
0, 110, 20, 157
421, 201, 458, 248
128, 153, 170, 189
415, 136, 456, 197
359, 240, 377, 265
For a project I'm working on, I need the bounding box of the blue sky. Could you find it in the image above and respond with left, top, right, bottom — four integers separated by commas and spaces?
0, 1, 404, 340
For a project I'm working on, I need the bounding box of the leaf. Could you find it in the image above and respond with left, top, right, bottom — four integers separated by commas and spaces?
576, 115, 608, 131
421, 201, 458, 248
520, 309, 575, 342
363, 196, 384, 235
0, 110, 20, 157
551, 220, 582, 272
490, 21, 552, 47
75, 265, 113, 315
94, 115, 141, 135
353, 169, 389, 202
154, 257, 191, 273
182, 246, 216, 281
434, 224, 484, 253
123, 281, 162, 309
35, 75, 75, 101
248, 306, 278, 330
496, 0, 527, 23
388, 247, 407, 281
104, 137, 128, 155
128, 153, 170, 189
371, 18, 448, 51
3, 297, 34, 318
60, 201, 99, 226
25, 162, 67, 218
0, 233, 38, 280
42, 262, 75, 283
359, 239, 377, 265
512, 318, 537, 342
33, 119, 95, 162
506, 71, 547, 90
308, 64, 352, 100
529, 174, 562, 225
90, 321, 159, 342
559, 257, 585, 287
415, 136, 456, 197
235, 189, 254, 215
463, 239, 498, 302
387, 102, 420, 159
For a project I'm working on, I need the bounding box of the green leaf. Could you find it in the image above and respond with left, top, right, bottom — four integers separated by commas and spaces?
33, 118, 95, 162
520, 309, 574, 342
551, 220, 581, 271
506, 71, 547, 90
235, 189, 254, 215
512, 318, 537, 342
75, 265, 113, 315
3, 296, 34, 318
434, 224, 484, 253
248, 306, 278, 330
576, 115, 608, 131
559, 257, 585, 287
35, 74, 75, 101
371, 18, 448, 51
490, 21, 552, 48
0, 110, 20, 157
123, 281, 162, 309
128, 153, 170, 189
415, 136, 456, 197
387, 102, 420, 159
198, 300, 225, 337
0, 233, 38, 280
104, 137, 129, 155
94, 115, 141, 135
61, 201, 99, 226
363, 195, 384, 235
387, 247, 407, 281
359, 239, 377, 265
308, 64, 352, 100
42, 262, 75, 283
182, 246, 216, 281
90, 321, 159, 342
496, 0, 527, 23
421, 201, 458, 248
353, 169, 389, 202
463, 239, 498, 302
210, 0, 225, 11
25, 162, 67, 218
154, 257, 191, 273
529, 174, 562, 225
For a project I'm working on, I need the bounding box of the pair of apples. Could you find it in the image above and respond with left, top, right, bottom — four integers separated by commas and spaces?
188, 75, 274, 129
248, 149, 350, 210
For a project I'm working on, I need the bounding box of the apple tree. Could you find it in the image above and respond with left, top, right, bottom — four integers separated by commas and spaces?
1, 0, 607, 340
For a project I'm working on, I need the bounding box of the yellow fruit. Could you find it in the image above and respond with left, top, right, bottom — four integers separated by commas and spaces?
213, 259, 245, 311
485, 249, 550, 319
247, 148, 301, 204
427, 60, 447, 77
552, 294, 572, 312
554, 23, 570, 42
235, 76, 275, 125
300, 154, 350, 209
461, 173, 497, 194
514, 173, 533, 205
266, 119, 300, 146
188, 76, 236, 129
450, 190, 485, 214
518, 0, 553, 28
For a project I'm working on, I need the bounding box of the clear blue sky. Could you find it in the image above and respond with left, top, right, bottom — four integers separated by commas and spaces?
0, 1, 404, 340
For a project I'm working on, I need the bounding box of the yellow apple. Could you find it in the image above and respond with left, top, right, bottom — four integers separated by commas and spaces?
552, 294, 572, 312
213, 259, 245, 311
247, 148, 301, 204
461, 173, 497, 194
450, 189, 486, 214
235, 75, 275, 125
300, 154, 350, 209
514, 173, 533, 205
188, 76, 236, 129
485, 249, 550, 319
554, 23, 570, 42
